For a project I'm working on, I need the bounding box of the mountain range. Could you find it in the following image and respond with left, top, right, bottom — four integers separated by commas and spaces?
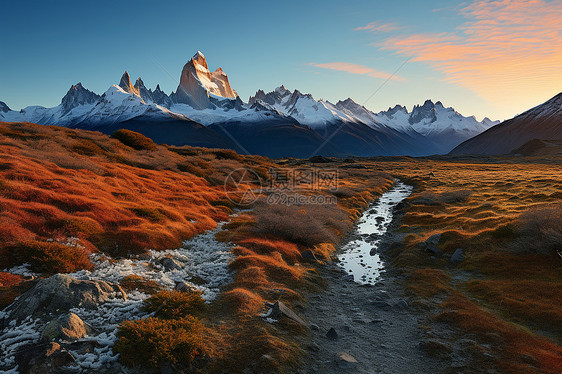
0, 51, 499, 158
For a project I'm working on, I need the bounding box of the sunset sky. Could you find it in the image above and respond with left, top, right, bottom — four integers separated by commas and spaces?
1, 0, 561, 121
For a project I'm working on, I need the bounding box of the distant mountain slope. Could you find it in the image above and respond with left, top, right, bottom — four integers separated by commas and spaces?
451, 93, 562, 155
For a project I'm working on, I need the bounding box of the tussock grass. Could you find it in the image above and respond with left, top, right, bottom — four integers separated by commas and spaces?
114, 316, 216, 370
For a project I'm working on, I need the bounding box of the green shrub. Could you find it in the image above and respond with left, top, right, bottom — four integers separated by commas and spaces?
111, 129, 157, 151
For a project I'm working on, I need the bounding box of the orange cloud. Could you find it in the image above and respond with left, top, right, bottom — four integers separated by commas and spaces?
311, 62, 405, 81
355, 22, 398, 33
379, 0, 562, 118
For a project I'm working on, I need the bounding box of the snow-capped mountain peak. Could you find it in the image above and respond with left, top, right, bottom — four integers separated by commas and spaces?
0, 101, 11, 113
61, 83, 100, 113
409, 99, 437, 125
274, 85, 291, 96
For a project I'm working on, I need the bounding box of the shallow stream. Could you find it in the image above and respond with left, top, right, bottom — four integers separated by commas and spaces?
338, 181, 413, 285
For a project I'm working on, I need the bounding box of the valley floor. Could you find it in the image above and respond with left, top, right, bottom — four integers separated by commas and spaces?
0, 122, 561, 373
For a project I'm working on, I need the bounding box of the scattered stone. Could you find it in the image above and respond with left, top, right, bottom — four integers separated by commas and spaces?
264, 301, 306, 326
372, 300, 390, 309
326, 327, 338, 340
188, 274, 208, 285
174, 281, 198, 293
157, 257, 184, 271
520, 354, 540, 367
42, 313, 94, 341
450, 248, 465, 263
307, 343, 320, 352
301, 249, 319, 262
352, 316, 367, 324
15, 342, 75, 374
65, 340, 101, 355
4, 274, 126, 323
419, 338, 454, 358
420, 234, 442, 255
335, 352, 358, 369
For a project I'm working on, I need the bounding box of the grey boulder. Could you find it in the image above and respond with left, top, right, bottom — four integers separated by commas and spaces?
42, 313, 94, 341
3, 274, 126, 322
450, 248, 465, 263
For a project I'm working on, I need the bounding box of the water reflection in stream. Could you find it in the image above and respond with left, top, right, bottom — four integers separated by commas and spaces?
338, 182, 413, 285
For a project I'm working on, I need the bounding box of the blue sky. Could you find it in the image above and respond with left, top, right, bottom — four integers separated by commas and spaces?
2, 0, 561, 121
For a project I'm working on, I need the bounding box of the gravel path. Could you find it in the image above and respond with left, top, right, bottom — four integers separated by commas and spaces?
300, 184, 448, 373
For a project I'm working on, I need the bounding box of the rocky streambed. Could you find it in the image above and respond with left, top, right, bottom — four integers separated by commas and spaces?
300, 181, 447, 374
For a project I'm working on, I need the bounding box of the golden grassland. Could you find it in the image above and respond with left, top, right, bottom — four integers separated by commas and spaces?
369, 158, 562, 373
1, 121, 560, 373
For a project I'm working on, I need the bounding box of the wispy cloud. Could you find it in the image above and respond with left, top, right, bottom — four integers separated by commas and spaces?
311, 62, 405, 81
354, 22, 399, 33
378, 0, 562, 116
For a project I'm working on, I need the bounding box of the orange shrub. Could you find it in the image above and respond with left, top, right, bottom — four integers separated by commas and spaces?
0, 272, 24, 287
15, 240, 93, 273
114, 316, 213, 369
111, 129, 157, 151
119, 275, 164, 295
143, 290, 206, 319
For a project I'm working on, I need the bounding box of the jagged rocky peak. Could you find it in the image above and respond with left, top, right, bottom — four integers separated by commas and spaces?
152, 84, 173, 107
409, 99, 437, 124
134, 77, 154, 103
175, 51, 238, 110
119, 71, 139, 96
0, 100, 12, 113
335, 98, 364, 111
249, 89, 267, 104
192, 50, 208, 69
249, 85, 293, 107
61, 82, 100, 112
381, 104, 408, 117
275, 85, 291, 96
